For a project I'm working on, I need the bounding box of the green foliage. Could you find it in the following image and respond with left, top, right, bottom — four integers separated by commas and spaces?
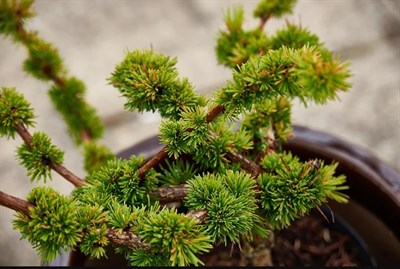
1, 0, 111, 174
107, 202, 132, 231
180, 106, 209, 147
79, 223, 109, 259
159, 120, 192, 159
215, 46, 297, 117
159, 106, 217, 159
82, 156, 159, 207
241, 97, 292, 155
109, 49, 202, 120
0, 0, 35, 39
294, 48, 352, 104
215, 46, 351, 118
12, 186, 82, 262
125, 205, 172, 266
82, 142, 115, 173
1, 0, 353, 266
185, 170, 268, 244
23, 38, 65, 81
216, 1, 300, 69
75, 204, 109, 259
191, 122, 253, 171
215, 6, 269, 68
76, 204, 107, 230
128, 248, 170, 267
259, 152, 348, 229
48, 77, 104, 144
136, 207, 212, 266
0, 87, 35, 138
253, 0, 296, 19
17, 132, 64, 183
268, 23, 322, 50
158, 159, 199, 186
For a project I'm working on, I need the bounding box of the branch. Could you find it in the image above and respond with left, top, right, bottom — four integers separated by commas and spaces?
259, 15, 270, 30
206, 105, 225, 123
10, 119, 211, 201
15, 122, 85, 187
149, 184, 189, 203
186, 209, 208, 224
255, 122, 280, 163
49, 163, 85, 188
225, 151, 261, 178
15, 122, 33, 146
138, 104, 263, 181
0, 191, 150, 250
15, 119, 260, 195
208, 131, 262, 179
0, 191, 34, 216
138, 105, 226, 178
0, 191, 207, 252
138, 146, 168, 179
13, 16, 93, 143
106, 228, 151, 251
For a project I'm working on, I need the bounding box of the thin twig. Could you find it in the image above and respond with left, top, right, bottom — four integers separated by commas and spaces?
225, 151, 261, 178
0, 191, 150, 250
14, 119, 201, 198
259, 15, 270, 30
15, 122, 85, 187
138, 146, 168, 179
15, 122, 33, 146
14, 16, 93, 143
49, 163, 85, 188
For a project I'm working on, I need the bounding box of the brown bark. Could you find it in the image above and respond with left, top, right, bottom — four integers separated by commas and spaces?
0, 191, 34, 216
106, 229, 152, 251
149, 183, 189, 203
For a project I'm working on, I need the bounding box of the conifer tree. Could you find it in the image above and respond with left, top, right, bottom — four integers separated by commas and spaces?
0, 0, 351, 266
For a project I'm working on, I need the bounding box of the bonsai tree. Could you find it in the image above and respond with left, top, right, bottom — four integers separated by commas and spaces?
0, 0, 351, 266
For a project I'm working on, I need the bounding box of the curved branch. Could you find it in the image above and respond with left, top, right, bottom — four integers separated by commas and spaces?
12, 11, 94, 143
15, 122, 85, 187
0, 191, 208, 252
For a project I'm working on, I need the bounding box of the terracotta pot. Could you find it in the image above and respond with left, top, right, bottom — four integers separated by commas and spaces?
47, 125, 400, 266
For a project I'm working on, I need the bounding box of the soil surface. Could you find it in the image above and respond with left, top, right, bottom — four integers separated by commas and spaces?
199, 209, 364, 266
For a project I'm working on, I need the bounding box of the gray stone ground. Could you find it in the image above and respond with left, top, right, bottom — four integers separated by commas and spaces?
0, 0, 399, 265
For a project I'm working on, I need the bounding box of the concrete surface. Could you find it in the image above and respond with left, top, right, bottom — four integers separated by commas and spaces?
0, 0, 399, 265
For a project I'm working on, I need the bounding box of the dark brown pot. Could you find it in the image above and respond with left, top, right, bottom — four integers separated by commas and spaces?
47, 125, 400, 266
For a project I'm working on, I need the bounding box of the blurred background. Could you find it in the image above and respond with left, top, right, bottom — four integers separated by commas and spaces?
0, 0, 399, 265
